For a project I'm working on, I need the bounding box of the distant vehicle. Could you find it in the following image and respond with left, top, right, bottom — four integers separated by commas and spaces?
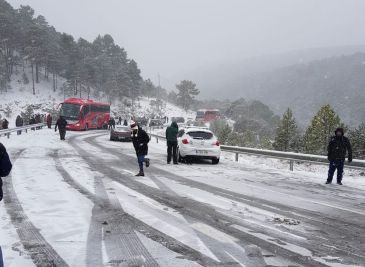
135, 117, 148, 127
110, 125, 132, 141
59, 98, 110, 131
149, 119, 164, 128
171, 117, 185, 124
196, 109, 220, 122
177, 127, 220, 164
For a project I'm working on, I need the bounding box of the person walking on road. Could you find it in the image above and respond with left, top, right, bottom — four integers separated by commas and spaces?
326, 127, 352, 185
0, 142, 12, 202
131, 121, 150, 176
46, 114, 53, 129
55, 116, 68, 140
165, 121, 179, 164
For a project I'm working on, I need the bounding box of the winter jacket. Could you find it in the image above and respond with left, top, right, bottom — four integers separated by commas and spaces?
327, 128, 352, 161
55, 117, 68, 131
0, 143, 12, 178
46, 114, 52, 125
165, 121, 179, 143
0, 143, 12, 202
1, 120, 9, 129
132, 127, 150, 156
15, 116, 23, 127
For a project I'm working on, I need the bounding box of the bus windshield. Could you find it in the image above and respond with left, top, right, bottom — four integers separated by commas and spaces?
60, 103, 81, 120
196, 111, 205, 119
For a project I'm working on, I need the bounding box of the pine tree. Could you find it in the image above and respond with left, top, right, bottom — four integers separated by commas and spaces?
303, 104, 343, 154
176, 80, 200, 111
348, 124, 365, 158
273, 108, 298, 151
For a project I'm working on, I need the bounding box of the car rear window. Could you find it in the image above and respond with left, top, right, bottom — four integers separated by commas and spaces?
116, 126, 129, 131
188, 131, 213, 140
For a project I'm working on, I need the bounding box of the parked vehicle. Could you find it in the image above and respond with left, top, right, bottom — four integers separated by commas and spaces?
149, 119, 164, 128
110, 125, 132, 141
196, 109, 220, 123
177, 127, 220, 164
59, 98, 110, 131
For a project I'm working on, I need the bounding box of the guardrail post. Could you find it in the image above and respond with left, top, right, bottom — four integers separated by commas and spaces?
289, 160, 294, 171
7, 133, 10, 139
235, 152, 239, 162
156, 136, 159, 144
25, 128, 28, 133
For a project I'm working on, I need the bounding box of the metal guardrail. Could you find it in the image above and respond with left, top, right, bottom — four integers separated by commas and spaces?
0, 123, 45, 138
149, 133, 365, 171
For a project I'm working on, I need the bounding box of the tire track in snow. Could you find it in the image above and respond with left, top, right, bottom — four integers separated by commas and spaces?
87, 133, 365, 266
70, 134, 339, 267
53, 150, 159, 267
3, 149, 69, 267
53, 148, 220, 267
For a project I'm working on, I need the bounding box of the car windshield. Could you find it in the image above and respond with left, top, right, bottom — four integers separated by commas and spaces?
196, 111, 205, 118
60, 103, 80, 120
188, 131, 213, 140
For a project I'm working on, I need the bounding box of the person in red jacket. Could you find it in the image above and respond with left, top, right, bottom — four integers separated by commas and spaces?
46, 114, 52, 129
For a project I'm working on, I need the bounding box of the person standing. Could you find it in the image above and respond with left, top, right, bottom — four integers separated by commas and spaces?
1, 119, 8, 130
131, 122, 150, 176
165, 121, 179, 164
0, 142, 12, 267
55, 116, 68, 140
46, 114, 52, 129
326, 127, 352, 185
118, 116, 122, 125
123, 119, 128, 126
15, 115, 23, 135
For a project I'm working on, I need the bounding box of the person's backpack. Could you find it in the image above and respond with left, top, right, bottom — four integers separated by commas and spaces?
0, 143, 12, 177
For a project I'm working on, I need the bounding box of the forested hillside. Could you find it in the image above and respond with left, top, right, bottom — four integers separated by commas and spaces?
0, 0, 145, 101
238, 53, 365, 126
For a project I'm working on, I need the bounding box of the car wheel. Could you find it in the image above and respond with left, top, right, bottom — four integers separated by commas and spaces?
212, 158, 220, 165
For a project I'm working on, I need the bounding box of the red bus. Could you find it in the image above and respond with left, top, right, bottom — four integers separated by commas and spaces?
196, 109, 220, 122
59, 98, 111, 131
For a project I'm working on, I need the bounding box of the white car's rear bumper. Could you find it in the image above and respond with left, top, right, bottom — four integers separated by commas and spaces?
179, 145, 221, 158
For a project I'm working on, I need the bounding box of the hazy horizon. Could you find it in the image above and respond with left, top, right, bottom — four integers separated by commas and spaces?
7, 0, 365, 90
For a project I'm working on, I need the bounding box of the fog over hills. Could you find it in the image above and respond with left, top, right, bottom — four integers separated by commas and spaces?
184, 45, 365, 126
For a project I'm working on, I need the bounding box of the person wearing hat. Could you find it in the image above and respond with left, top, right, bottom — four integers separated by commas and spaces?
326, 127, 352, 185
131, 122, 150, 176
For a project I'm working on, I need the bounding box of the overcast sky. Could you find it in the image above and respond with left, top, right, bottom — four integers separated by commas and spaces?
8, 0, 365, 87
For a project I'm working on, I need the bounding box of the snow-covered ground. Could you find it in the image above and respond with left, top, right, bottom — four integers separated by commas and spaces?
0, 129, 364, 267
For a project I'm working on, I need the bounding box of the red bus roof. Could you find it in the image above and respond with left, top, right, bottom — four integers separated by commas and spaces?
63, 98, 110, 106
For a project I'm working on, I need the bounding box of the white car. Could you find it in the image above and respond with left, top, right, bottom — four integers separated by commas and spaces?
177, 127, 221, 164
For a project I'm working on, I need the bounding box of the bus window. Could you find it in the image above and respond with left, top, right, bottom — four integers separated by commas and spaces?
60, 103, 81, 120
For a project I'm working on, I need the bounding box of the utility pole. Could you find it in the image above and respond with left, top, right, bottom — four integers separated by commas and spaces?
157, 73, 161, 116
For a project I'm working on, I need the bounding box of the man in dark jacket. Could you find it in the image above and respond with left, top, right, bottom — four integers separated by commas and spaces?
131, 122, 150, 176
1, 119, 8, 130
326, 127, 352, 185
55, 116, 68, 140
165, 121, 179, 164
16, 115, 24, 135
0, 142, 12, 202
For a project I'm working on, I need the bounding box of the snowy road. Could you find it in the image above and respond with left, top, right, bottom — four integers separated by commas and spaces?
1, 129, 364, 267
